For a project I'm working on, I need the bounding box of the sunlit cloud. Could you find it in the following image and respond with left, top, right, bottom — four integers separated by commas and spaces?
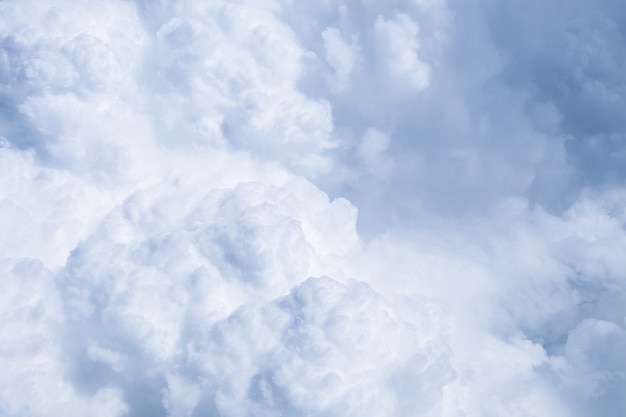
1, 0, 626, 416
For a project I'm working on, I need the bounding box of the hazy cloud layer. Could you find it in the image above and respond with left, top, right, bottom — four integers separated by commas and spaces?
1, 0, 626, 416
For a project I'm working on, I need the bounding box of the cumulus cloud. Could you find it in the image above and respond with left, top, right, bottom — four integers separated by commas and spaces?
0, 259, 127, 416
358, 190, 626, 416
322, 26, 360, 93
2, 0, 626, 416
374, 13, 431, 92
49, 174, 453, 416
140, 0, 337, 176
356, 127, 393, 177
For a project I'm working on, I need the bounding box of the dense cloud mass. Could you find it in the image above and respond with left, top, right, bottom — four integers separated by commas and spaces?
2, 0, 626, 416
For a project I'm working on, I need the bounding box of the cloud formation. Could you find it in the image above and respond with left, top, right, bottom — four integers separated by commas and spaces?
1, 0, 626, 416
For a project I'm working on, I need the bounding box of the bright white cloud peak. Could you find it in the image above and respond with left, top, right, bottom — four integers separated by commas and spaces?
1, 0, 626, 416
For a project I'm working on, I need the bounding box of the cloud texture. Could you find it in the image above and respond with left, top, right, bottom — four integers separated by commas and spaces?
2, 0, 626, 416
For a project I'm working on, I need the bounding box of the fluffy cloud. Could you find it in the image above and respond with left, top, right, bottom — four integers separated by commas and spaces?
358, 191, 626, 416
322, 26, 360, 93
355, 127, 393, 177
2, 0, 626, 416
140, 0, 337, 176
51, 176, 451, 416
181, 277, 452, 417
374, 13, 431, 92
0, 259, 127, 417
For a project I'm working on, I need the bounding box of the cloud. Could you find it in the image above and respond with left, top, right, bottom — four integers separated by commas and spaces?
48, 175, 453, 416
481, 0, 626, 191
355, 127, 393, 177
0, 259, 127, 417
322, 26, 361, 93
181, 277, 452, 417
139, 0, 337, 176
374, 13, 431, 92
1, 0, 626, 416
357, 190, 626, 416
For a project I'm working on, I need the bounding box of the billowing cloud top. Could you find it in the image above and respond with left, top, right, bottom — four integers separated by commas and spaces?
1, 0, 626, 416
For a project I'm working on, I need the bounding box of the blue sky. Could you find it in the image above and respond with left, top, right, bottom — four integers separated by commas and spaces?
1, 0, 626, 416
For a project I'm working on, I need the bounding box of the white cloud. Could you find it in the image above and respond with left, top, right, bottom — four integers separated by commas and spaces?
374, 13, 431, 92
356, 127, 393, 177
1, 0, 626, 415
0, 259, 128, 417
47, 174, 452, 415
165, 276, 453, 417
322, 26, 360, 92
141, 1, 337, 176
356, 189, 626, 416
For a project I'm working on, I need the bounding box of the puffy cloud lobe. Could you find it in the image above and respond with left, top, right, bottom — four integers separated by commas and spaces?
0, 0, 146, 135
322, 27, 360, 92
48, 176, 371, 414
374, 13, 431, 92
0, 145, 136, 266
141, 0, 336, 176
0, 259, 127, 417
0, 1, 141, 93
356, 127, 393, 177
59, 178, 358, 351
50, 178, 453, 416
160, 277, 452, 417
